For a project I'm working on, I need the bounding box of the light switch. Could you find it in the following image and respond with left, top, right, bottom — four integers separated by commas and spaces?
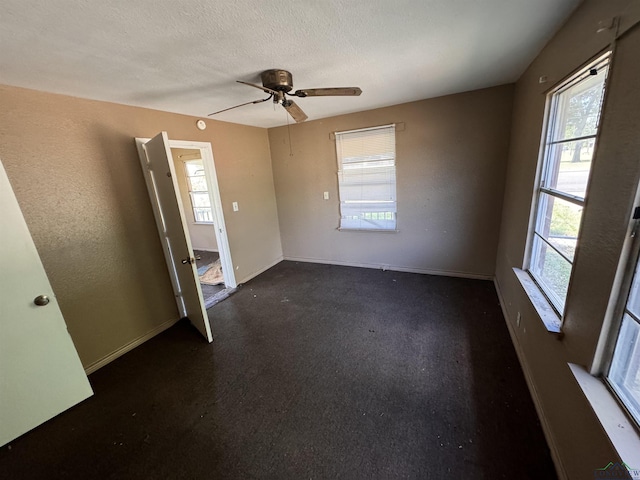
323, 191, 329, 200
232, 202, 239, 212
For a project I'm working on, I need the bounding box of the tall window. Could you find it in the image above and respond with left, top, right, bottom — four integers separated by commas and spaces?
335, 124, 396, 231
183, 160, 213, 223
608, 242, 640, 428
528, 52, 610, 314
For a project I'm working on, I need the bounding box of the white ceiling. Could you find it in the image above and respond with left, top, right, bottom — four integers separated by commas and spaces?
1, 0, 581, 128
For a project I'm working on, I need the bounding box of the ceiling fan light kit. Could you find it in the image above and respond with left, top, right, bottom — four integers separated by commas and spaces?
209, 69, 362, 123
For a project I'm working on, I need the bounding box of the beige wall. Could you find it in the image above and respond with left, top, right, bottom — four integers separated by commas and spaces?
269, 85, 514, 278
170, 148, 218, 252
494, 1, 640, 478
0, 85, 282, 369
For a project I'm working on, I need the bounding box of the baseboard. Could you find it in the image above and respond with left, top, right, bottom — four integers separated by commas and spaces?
237, 256, 284, 285
83, 317, 180, 375
193, 248, 218, 253
493, 278, 568, 480
283, 255, 493, 280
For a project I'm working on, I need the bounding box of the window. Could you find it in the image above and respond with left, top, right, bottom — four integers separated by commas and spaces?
608, 228, 640, 428
335, 124, 396, 231
528, 53, 610, 314
183, 160, 213, 223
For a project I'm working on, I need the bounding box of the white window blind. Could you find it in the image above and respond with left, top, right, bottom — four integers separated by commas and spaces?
335, 124, 396, 231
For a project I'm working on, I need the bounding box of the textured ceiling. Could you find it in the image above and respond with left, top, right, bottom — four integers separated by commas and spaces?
1, 0, 581, 128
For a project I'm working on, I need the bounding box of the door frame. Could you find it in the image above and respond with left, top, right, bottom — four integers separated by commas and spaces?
169, 139, 237, 289
135, 137, 236, 299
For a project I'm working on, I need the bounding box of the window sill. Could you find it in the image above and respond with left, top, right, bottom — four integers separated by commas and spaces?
338, 228, 399, 233
569, 363, 640, 472
513, 268, 562, 333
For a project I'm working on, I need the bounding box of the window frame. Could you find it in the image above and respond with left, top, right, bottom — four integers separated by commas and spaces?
183, 159, 214, 224
601, 208, 640, 431
334, 124, 397, 232
526, 51, 611, 319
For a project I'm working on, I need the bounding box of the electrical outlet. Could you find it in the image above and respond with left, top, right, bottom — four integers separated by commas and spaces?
323, 191, 329, 200
232, 202, 239, 212
517, 312, 522, 327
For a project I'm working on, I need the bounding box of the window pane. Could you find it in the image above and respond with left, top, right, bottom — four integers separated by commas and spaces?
188, 176, 208, 192
185, 160, 204, 176
549, 66, 608, 143
609, 314, 640, 426
535, 193, 582, 261
193, 208, 213, 223
626, 263, 640, 320
340, 209, 395, 230
191, 192, 211, 207
543, 139, 595, 198
530, 235, 572, 311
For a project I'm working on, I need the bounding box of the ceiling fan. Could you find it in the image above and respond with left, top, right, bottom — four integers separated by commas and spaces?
208, 69, 362, 123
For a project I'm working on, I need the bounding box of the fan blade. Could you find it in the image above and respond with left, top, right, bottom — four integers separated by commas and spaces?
282, 100, 308, 123
292, 87, 362, 98
237, 80, 279, 96
208, 95, 272, 116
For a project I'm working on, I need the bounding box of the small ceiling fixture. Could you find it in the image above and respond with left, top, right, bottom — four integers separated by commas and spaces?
209, 69, 362, 123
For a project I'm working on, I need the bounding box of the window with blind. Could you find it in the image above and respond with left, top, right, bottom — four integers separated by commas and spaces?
335, 124, 396, 231
528, 52, 610, 314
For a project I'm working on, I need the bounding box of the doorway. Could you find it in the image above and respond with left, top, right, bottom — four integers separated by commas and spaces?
170, 147, 234, 308
135, 133, 237, 338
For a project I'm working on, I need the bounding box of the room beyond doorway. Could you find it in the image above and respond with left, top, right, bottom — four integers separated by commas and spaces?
169, 145, 236, 309
194, 249, 235, 308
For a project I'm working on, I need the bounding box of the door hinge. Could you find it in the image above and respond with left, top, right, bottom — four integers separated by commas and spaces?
633, 206, 640, 220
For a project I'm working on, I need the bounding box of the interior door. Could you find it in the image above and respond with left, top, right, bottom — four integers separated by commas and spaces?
136, 133, 213, 343
0, 160, 93, 446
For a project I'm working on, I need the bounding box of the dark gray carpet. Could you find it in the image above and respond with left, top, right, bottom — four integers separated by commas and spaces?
0, 261, 556, 479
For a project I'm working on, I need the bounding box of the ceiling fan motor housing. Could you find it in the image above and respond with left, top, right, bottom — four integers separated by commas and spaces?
261, 69, 294, 93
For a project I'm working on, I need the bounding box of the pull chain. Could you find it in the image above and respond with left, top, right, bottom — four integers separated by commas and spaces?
286, 110, 293, 156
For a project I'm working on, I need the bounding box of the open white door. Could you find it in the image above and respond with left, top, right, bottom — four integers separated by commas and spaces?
0, 160, 93, 446
136, 133, 213, 343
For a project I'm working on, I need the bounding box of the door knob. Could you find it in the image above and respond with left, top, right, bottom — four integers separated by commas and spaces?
181, 257, 195, 265
34, 295, 50, 306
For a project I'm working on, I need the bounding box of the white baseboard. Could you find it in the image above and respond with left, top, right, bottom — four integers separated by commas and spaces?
283, 255, 493, 280
83, 317, 179, 375
493, 278, 567, 480
237, 256, 284, 285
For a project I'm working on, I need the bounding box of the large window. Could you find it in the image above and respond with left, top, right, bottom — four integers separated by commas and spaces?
335, 124, 396, 231
608, 227, 640, 428
183, 160, 213, 223
528, 53, 610, 314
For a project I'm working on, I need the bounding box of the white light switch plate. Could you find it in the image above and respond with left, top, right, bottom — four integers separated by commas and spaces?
232, 202, 239, 212
323, 191, 329, 200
